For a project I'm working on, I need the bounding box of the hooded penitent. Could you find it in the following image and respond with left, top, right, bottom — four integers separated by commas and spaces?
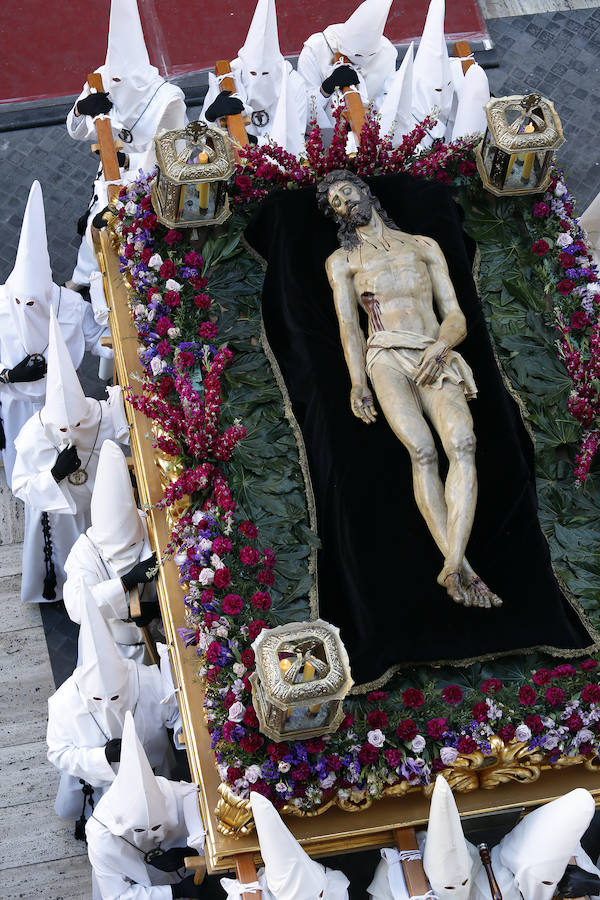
41, 308, 99, 449
236, 0, 284, 114
378, 43, 414, 144
4, 180, 55, 357
494, 788, 596, 900
412, 0, 454, 128
87, 439, 145, 575
73, 579, 135, 737
423, 775, 482, 900
451, 63, 490, 141
100, 0, 164, 128
265, 62, 305, 158
95, 711, 179, 849
327, 0, 393, 62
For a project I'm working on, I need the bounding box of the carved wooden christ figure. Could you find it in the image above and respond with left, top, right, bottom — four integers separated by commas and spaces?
317, 170, 502, 609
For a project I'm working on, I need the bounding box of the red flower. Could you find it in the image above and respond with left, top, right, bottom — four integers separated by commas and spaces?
582, 683, 600, 703
366, 690, 389, 702
580, 659, 598, 671
240, 546, 261, 566
123, 244, 135, 259
396, 719, 418, 741
199, 321, 218, 339
222, 721, 238, 742
164, 290, 181, 307
212, 537, 232, 556
184, 250, 203, 267
239, 521, 259, 539
213, 567, 231, 589
257, 568, 275, 586
570, 311, 590, 331
291, 762, 310, 781
524, 714, 544, 735
164, 229, 183, 246
141, 213, 157, 231
227, 766, 243, 782
305, 738, 326, 754
458, 159, 476, 176
203, 612, 218, 627
545, 686, 566, 707
566, 712, 583, 732
262, 548, 276, 568
325, 753, 342, 771
472, 701, 488, 722
426, 718, 448, 739
557, 279, 575, 296
384, 749, 403, 767
223, 691, 236, 709
205, 640, 221, 664
435, 170, 451, 185
190, 274, 208, 291
240, 733, 264, 753
159, 260, 177, 279
194, 293, 211, 309
481, 679, 503, 694
531, 239, 550, 256
241, 648, 255, 668
457, 736, 478, 754
267, 742, 289, 761
552, 664, 577, 678
559, 251, 574, 268
518, 685, 537, 706
157, 375, 174, 397
532, 668, 553, 685
222, 593, 243, 615
200, 588, 214, 605
141, 247, 152, 264
401, 689, 425, 709
205, 665, 220, 683
533, 201, 550, 217
243, 706, 259, 728
248, 620, 267, 641
250, 591, 272, 610
235, 174, 253, 191
177, 351, 194, 369
432, 758, 446, 773
498, 724, 516, 743
358, 743, 379, 766
367, 710, 389, 730
441, 684, 464, 704
338, 713, 354, 731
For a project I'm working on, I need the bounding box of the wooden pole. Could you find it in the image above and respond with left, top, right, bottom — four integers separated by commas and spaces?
214, 61, 250, 162
128, 585, 159, 666
452, 40, 475, 75
393, 826, 431, 897
235, 851, 262, 899
332, 53, 366, 145
86, 72, 122, 202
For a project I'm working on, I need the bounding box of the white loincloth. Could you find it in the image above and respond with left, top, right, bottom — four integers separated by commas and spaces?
366, 329, 477, 401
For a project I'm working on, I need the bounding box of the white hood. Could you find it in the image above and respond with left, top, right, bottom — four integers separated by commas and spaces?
379, 43, 414, 143
41, 308, 99, 449
100, 0, 165, 125
237, 0, 284, 113
95, 711, 179, 848
412, 0, 454, 125
423, 775, 481, 900
4, 180, 55, 355
250, 792, 328, 899
496, 788, 596, 900
264, 62, 305, 157
88, 440, 145, 574
73, 579, 135, 737
451, 63, 490, 141
330, 0, 393, 59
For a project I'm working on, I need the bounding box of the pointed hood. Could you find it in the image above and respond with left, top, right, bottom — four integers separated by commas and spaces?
265, 62, 306, 158
451, 63, 490, 141
423, 775, 480, 900
497, 789, 596, 900
412, 0, 454, 125
102, 0, 164, 124
96, 711, 179, 844
379, 43, 414, 144
237, 0, 284, 114
42, 308, 97, 448
335, 0, 393, 57
88, 440, 145, 574
250, 792, 327, 899
4, 181, 55, 355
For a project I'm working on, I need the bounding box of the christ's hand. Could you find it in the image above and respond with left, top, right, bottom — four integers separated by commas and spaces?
350, 385, 377, 424
415, 340, 448, 387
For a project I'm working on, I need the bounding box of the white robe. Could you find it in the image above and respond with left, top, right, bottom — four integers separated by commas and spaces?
200, 59, 307, 149
86, 780, 205, 900
64, 513, 156, 663
0, 284, 110, 488
11, 388, 129, 603
297, 32, 397, 128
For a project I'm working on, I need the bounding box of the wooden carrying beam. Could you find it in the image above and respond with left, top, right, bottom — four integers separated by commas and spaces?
393, 826, 431, 898
453, 40, 475, 75
128, 586, 159, 666
86, 72, 122, 201
214, 61, 250, 161
333, 53, 366, 145
235, 852, 262, 900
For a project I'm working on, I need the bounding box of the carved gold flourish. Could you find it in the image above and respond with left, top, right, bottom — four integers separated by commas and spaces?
215, 783, 255, 837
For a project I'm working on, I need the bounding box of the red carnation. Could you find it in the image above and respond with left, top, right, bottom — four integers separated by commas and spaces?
338, 712, 354, 731
367, 710, 389, 730
123, 244, 135, 260
432, 758, 446, 773
240, 648, 255, 668
580, 659, 598, 671
533, 201, 550, 217
222, 593, 243, 616
164, 229, 183, 246
222, 721, 238, 742
240, 546, 261, 566
164, 290, 181, 308
205, 665, 220, 683
441, 684, 464, 704
458, 159, 476, 176
203, 612, 218, 627
498, 724, 516, 743
557, 279, 575, 296
566, 712, 583, 733
457, 736, 478, 754
240, 733, 264, 753
184, 251, 203, 267
212, 537, 232, 556
559, 251, 574, 268
552, 664, 577, 678
570, 311, 590, 331
141, 247, 152, 264
227, 766, 243, 782
305, 738, 326, 754
518, 685, 537, 706
213, 567, 231, 589
401, 689, 425, 709
159, 259, 176, 279
199, 321, 218, 339
367, 690, 389, 702
205, 641, 222, 664
325, 754, 342, 771
531, 239, 550, 256
358, 743, 379, 766
141, 213, 157, 231
223, 691, 236, 709
291, 762, 310, 781
426, 718, 448, 739
250, 591, 272, 610
396, 719, 418, 741
257, 568, 275, 586
194, 293, 211, 309
235, 175, 253, 191
524, 714, 544, 735
239, 521, 259, 539
267, 742, 289, 762
545, 686, 566, 707
472, 701, 488, 722
243, 706, 259, 728
481, 678, 503, 694
384, 749, 403, 767
190, 274, 208, 291
532, 668, 553, 685
582, 683, 600, 703
156, 338, 171, 357
248, 620, 267, 642
200, 588, 214, 605
157, 375, 174, 397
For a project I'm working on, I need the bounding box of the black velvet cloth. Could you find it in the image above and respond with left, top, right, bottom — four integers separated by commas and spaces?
245, 175, 597, 687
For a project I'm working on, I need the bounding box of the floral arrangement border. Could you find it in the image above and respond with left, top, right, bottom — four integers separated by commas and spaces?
109, 119, 600, 816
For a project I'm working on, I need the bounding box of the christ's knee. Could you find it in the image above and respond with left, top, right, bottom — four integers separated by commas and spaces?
447, 430, 476, 461
410, 441, 438, 469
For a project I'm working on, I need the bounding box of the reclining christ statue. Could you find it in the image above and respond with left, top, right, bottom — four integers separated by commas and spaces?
317, 170, 502, 610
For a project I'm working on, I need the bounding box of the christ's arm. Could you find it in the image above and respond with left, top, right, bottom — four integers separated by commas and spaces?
326, 249, 377, 424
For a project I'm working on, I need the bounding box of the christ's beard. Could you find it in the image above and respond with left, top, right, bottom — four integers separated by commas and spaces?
346, 197, 373, 227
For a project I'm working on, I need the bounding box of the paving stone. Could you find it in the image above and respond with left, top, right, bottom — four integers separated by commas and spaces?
0, 626, 54, 749
0, 856, 92, 900
0, 739, 57, 810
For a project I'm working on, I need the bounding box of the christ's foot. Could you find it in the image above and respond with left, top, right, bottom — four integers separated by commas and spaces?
464, 576, 503, 609
443, 571, 472, 607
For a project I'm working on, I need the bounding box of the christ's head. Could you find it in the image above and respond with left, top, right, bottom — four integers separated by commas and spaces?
316, 170, 398, 249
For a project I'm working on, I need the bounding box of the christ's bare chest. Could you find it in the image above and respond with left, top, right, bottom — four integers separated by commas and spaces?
348, 238, 430, 303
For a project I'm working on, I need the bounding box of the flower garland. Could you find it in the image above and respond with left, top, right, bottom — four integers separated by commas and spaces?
110, 138, 599, 814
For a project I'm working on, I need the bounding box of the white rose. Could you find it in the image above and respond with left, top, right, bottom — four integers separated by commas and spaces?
199, 539, 213, 551
218, 764, 229, 780
576, 728, 594, 743
554, 181, 567, 197
588, 283, 600, 295
233, 662, 246, 677
134, 240, 145, 251
167, 327, 180, 339
165, 279, 181, 291
216, 625, 228, 638
148, 253, 163, 269
411, 735, 426, 753
211, 553, 225, 569
198, 567, 214, 585
556, 232, 573, 249
150, 356, 166, 376
192, 510, 205, 525
134, 304, 145, 316
245, 764, 261, 783
440, 746, 458, 766
320, 773, 336, 789
367, 729, 386, 748
543, 733, 559, 750
174, 549, 188, 566
125, 201, 137, 215
147, 308, 155, 322
228, 701, 246, 723
515, 724, 531, 742
278, 761, 291, 773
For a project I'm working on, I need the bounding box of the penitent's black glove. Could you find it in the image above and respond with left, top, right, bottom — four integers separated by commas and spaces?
51, 446, 81, 482
149, 846, 198, 873
76, 92, 113, 117
205, 90, 244, 122
321, 64, 359, 96
558, 864, 600, 899
104, 738, 122, 763
92, 206, 113, 230
0, 419, 5, 451
121, 553, 157, 592
172, 873, 205, 898
132, 599, 160, 628
8, 355, 47, 383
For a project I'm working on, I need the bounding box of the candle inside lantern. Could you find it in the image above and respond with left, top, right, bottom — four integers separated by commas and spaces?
197, 151, 210, 210
279, 657, 292, 719
520, 123, 536, 182
302, 659, 322, 715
